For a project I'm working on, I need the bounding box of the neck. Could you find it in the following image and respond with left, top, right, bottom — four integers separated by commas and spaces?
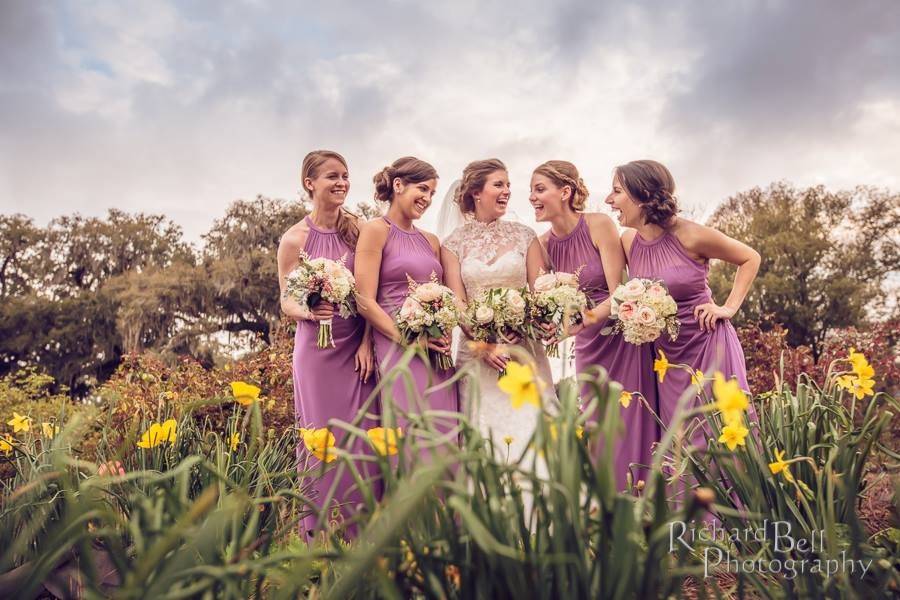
635, 221, 666, 240
473, 208, 497, 224
310, 204, 341, 229
386, 204, 414, 230
549, 211, 581, 237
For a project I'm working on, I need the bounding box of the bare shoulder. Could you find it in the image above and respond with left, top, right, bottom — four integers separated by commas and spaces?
420, 229, 442, 255
538, 229, 551, 246
278, 220, 309, 256
584, 212, 618, 238
359, 217, 390, 240
670, 217, 710, 250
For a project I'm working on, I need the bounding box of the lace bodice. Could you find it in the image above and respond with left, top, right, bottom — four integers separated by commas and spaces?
443, 219, 536, 297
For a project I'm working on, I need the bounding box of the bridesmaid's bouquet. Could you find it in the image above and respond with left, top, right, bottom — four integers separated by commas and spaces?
284, 252, 357, 348
465, 287, 529, 344
528, 271, 588, 358
604, 278, 680, 345
395, 273, 462, 370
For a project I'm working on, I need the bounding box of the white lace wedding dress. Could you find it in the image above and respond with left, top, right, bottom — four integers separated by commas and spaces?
443, 219, 556, 461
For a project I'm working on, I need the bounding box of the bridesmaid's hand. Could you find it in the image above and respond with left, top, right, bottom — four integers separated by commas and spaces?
499, 331, 521, 345
425, 335, 452, 356
481, 343, 509, 372
538, 322, 558, 343
355, 339, 376, 383
693, 303, 735, 332
309, 302, 335, 321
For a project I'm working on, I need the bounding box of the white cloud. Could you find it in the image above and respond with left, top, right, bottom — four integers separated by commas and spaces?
0, 0, 898, 242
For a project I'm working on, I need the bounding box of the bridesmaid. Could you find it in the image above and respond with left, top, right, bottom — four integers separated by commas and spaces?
531, 160, 657, 489
355, 157, 460, 437
608, 159, 760, 442
277, 150, 380, 539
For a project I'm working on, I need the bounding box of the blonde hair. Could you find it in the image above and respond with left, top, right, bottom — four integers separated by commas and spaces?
533, 160, 589, 211
454, 158, 507, 214
301, 149, 360, 247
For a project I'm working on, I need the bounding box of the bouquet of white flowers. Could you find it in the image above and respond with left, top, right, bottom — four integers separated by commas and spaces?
395, 273, 462, 370
603, 278, 680, 345
528, 271, 588, 357
284, 252, 356, 348
465, 287, 529, 344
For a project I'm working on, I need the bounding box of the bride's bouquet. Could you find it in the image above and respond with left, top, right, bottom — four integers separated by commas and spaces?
284, 252, 357, 348
465, 287, 529, 344
395, 274, 462, 370
603, 278, 680, 345
528, 271, 588, 358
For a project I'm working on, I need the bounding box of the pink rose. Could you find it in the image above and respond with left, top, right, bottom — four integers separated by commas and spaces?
647, 283, 667, 298
636, 305, 658, 326
534, 273, 557, 292
618, 301, 637, 321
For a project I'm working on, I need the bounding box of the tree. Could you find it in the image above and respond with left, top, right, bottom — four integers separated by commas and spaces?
43, 209, 194, 298
0, 214, 44, 299
201, 195, 308, 344
708, 183, 900, 358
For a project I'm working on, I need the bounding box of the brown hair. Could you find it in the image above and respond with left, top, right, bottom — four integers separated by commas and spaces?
532, 160, 589, 211
614, 160, 679, 226
372, 156, 439, 202
454, 158, 507, 214
301, 149, 360, 248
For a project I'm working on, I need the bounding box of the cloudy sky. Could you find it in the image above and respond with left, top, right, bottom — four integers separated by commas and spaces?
2, 0, 899, 241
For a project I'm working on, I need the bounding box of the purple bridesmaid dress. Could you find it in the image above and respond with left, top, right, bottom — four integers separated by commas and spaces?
371, 217, 459, 432
546, 215, 658, 488
292, 216, 380, 538
627, 229, 752, 441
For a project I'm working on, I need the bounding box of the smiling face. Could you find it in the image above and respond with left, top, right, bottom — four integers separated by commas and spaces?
473, 170, 510, 221
393, 177, 438, 221
304, 157, 349, 209
529, 173, 570, 222
604, 173, 643, 227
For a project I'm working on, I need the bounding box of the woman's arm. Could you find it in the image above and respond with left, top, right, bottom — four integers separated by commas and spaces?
681, 222, 761, 332
354, 220, 402, 342
586, 214, 623, 323
525, 236, 549, 289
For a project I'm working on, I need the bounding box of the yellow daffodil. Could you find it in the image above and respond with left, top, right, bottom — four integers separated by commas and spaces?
768, 448, 795, 483
691, 370, 706, 388
653, 349, 670, 383
230, 381, 261, 406
712, 372, 748, 424
367, 427, 402, 456
619, 391, 633, 408
7, 412, 31, 433
718, 421, 749, 451
498, 361, 542, 409
848, 348, 875, 379
136, 419, 178, 449
575, 426, 584, 440
229, 432, 241, 451
41, 422, 59, 439
503, 435, 514, 445
300, 427, 337, 463
0, 435, 13, 455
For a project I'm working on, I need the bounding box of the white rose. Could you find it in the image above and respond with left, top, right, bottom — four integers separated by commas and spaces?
475, 305, 495, 324
555, 272, 579, 287
618, 301, 637, 321
416, 283, 445, 303
506, 290, 526, 311
534, 273, 557, 292
621, 279, 646, 301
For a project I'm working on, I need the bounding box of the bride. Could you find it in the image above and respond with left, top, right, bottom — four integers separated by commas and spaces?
439, 159, 556, 460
